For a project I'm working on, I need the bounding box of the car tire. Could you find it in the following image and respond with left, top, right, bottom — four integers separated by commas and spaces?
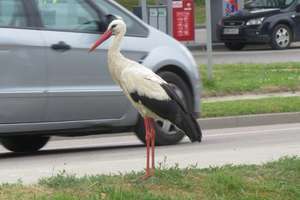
0, 136, 50, 153
270, 24, 292, 50
224, 42, 245, 50
135, 71, 194, 146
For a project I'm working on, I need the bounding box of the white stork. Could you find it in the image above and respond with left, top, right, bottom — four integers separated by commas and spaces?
89, 18, 202, 178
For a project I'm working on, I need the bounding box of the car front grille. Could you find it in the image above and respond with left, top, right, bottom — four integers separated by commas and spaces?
223, 20, 244, 27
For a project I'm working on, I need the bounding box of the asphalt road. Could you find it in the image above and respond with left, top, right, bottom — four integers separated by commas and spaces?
0, 123, 299, 184
193, 47, 300, 64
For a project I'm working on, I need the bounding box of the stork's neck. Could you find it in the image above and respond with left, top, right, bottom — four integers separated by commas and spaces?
107, 31, 128, 84
108, 32, 124, 56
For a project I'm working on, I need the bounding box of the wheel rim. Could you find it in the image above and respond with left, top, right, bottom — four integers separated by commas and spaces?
275, 27, 290, 48
155, 83, 185, 135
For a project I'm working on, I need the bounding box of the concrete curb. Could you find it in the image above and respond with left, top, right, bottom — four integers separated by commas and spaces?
186, 43, 225, 51
196, 24, 205, 29
199, 112, 300, 129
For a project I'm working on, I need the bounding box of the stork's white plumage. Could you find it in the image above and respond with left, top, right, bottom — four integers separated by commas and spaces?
89, 18, 202, 178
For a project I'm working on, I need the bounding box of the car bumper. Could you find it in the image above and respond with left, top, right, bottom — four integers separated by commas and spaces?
217, 25, 271, 43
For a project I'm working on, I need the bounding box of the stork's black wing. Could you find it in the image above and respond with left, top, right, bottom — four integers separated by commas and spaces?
160, 83, 188, 113
130, 89, 177, 120
129, 83, 202, 142
120, 67, 202, 142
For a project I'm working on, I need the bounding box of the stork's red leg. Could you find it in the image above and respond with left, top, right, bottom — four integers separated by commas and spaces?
144, 117, 151, 178
149, 118, 156, 175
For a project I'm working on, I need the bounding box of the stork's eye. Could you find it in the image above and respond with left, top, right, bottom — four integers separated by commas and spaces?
111, 24, 117, 29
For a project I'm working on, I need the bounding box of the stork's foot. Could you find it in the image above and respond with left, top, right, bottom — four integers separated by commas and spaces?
150, 167, 155, 177
141, 166, 155, 180
139, 171, 153, 181
141, 173, 152, 180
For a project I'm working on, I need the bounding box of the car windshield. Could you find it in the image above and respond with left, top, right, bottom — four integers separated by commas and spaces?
245, 0, 295, 9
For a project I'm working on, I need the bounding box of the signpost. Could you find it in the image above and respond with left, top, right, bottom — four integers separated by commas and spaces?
140, 0, 148, 22
205, 0, 213, 80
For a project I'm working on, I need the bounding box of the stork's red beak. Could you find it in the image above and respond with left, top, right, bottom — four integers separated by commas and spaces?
89, 30, 113, 52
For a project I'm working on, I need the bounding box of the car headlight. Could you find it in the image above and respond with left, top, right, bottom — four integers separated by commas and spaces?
246, 17, 264, 26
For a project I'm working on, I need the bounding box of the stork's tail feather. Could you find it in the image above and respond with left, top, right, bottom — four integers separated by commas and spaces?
174, 110, 202, 143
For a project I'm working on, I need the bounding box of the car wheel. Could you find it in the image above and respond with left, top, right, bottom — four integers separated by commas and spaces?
135, 71, 193, 145
224, 42, 245, 50
0, 135, 50, 153
270, 24, 292, 50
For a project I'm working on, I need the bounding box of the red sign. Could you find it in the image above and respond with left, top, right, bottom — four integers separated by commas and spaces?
172, 0, 195, 41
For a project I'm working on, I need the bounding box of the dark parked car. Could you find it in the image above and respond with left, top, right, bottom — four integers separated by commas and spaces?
218, 0, 300, 50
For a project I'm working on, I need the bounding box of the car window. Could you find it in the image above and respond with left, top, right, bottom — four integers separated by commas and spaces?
93, 0, 148, 36
287, 0, 295, 5
0, 0, 27, 28
245, 0, 296, 9
34, 0, 101, 32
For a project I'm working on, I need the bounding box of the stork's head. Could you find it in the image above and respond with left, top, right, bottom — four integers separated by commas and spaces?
89, 16, 126, 52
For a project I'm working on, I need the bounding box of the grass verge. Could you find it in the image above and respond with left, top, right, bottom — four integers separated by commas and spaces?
200, 62, 300, 97
0, 157, 299, 200
195, 0, 206, 25
202, 96, 300, 118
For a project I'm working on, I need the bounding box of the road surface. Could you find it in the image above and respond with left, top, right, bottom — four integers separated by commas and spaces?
0, 123, 299, 184
193, 28, 300, 64
193, 47, 300, 64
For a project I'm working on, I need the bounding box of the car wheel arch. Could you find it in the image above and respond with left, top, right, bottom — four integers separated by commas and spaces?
156, 65, 194, 104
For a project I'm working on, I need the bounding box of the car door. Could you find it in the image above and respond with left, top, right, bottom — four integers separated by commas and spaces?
33, 0, 131, 122
0, 0, 47, 124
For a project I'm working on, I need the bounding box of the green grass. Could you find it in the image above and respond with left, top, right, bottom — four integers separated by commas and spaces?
200, 62, 300, 97
195, 3, 205, 25
199, 62, 300, 117
201, 96, 300, 118
0, 157, 299, 200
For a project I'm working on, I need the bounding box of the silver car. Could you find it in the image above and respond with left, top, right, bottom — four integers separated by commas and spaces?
0, 0, 201, 153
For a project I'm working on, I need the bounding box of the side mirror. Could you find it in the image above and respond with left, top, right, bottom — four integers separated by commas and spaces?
296, 4, 300, 13
95, 20, 106, 32
97, 15, 118, 32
